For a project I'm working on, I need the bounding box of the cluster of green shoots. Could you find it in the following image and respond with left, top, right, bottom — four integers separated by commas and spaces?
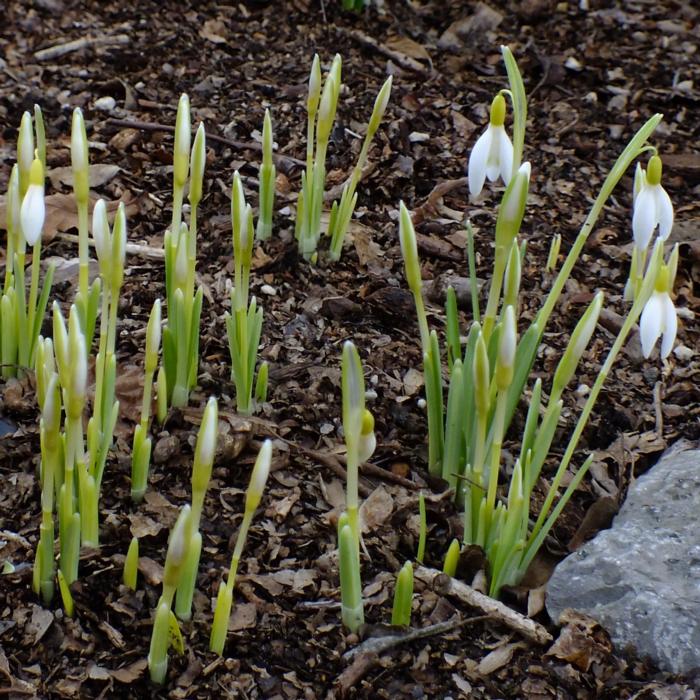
1, 108, 54, 379
0, 94, 276, 664
337, 342, 414, 630
398, 46, 670, 597
296, 54, 392, 261
144, 399, 273, 683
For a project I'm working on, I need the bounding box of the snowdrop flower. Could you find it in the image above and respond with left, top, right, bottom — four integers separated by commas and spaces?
640, 245, 678, 359
358, 409, 376, 463
468, 93, 513, 197
632, 155, 673, 252
20, 158, 45, 246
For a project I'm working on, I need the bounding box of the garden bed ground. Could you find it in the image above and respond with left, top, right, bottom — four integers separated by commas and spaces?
1, 0, 699, 697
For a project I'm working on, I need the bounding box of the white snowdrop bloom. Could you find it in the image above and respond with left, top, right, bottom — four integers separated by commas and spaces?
640, 290, 677, 359
639, 247, 679, 359
20, 158, 45, 246
632, 155, 673, 252
468, 93, 514, 197
358, 409, 376, 463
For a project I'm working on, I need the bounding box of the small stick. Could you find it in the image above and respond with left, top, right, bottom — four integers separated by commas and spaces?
302, 447, 372, 498
336, 617, 482, 692
337, 27, 430, 76
56, 232, 165, 260
105, 118, 305, 170
335, 452, 420, 491
653, 380, 663, 436
35, 35, 130, 62
414, 566, 553, 645
342, 616, 481, 662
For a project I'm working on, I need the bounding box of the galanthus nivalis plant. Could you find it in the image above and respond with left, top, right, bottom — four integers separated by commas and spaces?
399, 45, 679, 597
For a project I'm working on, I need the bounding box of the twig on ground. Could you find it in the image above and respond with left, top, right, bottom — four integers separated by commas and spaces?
342, 616, 481, 662
336, 617, 483, 693
35, 35, 130, 62
336, 27, 431, 76
414, 566, 553, 645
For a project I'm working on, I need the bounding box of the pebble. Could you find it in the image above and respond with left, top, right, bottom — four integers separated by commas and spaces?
94, 96, 117, 112
260, 284, 277, 296
673, 345, 694, 362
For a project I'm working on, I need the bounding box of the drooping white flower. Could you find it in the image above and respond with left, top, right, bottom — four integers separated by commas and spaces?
468, 93, 513, 197
640, 290, 677, 359
20, 158, 45, 246
358, 409, 376, 464
639, 245, 679, 359
632, 155, 673, 252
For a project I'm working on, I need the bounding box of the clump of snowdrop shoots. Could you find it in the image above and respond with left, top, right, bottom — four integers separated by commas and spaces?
640, 244, 679, 359
468, 93, 514, 197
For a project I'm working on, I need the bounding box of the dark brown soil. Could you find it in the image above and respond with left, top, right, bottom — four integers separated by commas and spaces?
1, 0, 699, 698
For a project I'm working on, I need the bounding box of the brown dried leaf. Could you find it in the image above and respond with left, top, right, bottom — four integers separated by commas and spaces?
110, 658, 148, 683
229, 602, 257, 631
385, 36, 431, 64
23, 605, 54, 646
127, 513, 165, 538
477, 641, 526, 676
546, 609, 612, 671
47, 164, 121, 190
360, 485, 394, 531
200, 19, 228, 44
137, 556, 164, 586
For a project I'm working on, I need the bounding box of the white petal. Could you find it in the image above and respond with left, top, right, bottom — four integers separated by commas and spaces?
640, 292, 663, 358
92, 199, 110, 262
655, 185, 674, 240
498, 128, 514, 185
468, 128, 492, 196
633, 163, 645, 202
485, 126, 503, 182
632, 186, 657, 251
660, 293, 677, 359
20, 184, 45, 246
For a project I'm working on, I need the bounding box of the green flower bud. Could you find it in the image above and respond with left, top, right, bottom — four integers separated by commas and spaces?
646, 154, 662, 186
307, 54, 322, 116
495, 305, 516, 391
398, 202, 422, 296
173, 94, 191, 189
145, 299, 162, 374
246, 439, 272, 514
192, 397, 218, 497
473, 329, 490, 418
189, 123, 206, 208
71, 108, 89, 206
367, 76, 392, 137
490, 93, 507, 127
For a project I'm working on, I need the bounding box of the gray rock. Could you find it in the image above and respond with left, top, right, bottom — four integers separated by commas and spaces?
546, 447, 700, 675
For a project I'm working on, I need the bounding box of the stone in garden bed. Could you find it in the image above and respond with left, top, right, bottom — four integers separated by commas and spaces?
546, 446, 700, 675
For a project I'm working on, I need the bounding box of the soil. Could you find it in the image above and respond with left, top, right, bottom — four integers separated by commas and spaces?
1, 0, 699, 698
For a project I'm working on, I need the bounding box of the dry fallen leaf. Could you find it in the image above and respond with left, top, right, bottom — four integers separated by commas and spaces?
229, 602, 257, 631
200, 18, 228, 44
546, 609, 612, 672
477, 641, 526, 676
110, 658, 148, 684
360, 485, 394, 531
47, 164, 121, 190
385, 36, 431, 64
